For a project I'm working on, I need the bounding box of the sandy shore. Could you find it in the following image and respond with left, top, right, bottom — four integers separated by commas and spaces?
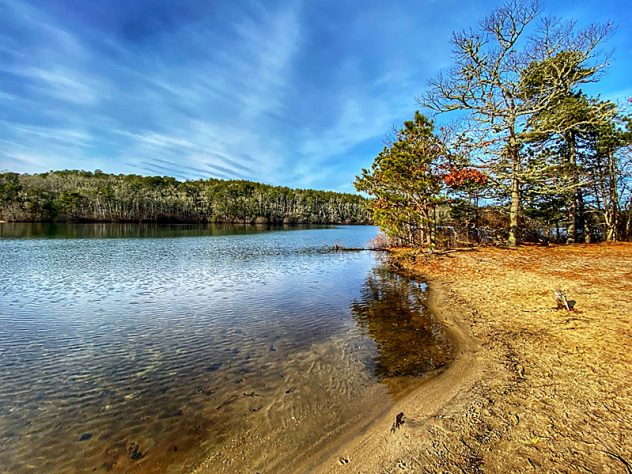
303, 243, 632, 473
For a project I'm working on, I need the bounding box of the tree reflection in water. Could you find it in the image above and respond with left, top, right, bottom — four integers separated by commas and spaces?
351, 266, 454, 381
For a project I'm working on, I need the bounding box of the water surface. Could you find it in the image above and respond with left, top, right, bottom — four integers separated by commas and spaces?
0, 224, 453, 472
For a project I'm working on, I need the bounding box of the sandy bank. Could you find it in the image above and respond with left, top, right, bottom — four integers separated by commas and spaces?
306, 243, 632, 473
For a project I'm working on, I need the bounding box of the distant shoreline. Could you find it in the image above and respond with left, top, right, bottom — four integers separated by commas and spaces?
0, 219, 369, 225
0, 170, 371, 224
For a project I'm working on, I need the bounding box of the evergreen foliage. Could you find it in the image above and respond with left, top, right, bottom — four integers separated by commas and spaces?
354, 112, 447, 246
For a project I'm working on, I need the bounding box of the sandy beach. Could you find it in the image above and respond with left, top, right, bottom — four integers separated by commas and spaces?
302, 243, 632, 473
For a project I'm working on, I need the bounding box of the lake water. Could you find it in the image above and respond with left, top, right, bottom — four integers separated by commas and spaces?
0, 223, 454, 473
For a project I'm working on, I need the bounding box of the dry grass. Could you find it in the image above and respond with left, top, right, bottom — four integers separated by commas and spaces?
385, 243, 632, 473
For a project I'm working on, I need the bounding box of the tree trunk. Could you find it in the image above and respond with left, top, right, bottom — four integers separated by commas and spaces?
507, 132, 522, 247
567, 194, 577, 243
604, 209, 616, 241
577, 188, 585, 240
508, 175, 522, 247
565, 131, 579, 243
606, 153, 620, 241
420, 208, 433, 247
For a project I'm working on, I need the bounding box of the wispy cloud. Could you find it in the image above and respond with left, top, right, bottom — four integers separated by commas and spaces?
1, 0, 629, 191
1, 65, 101, 105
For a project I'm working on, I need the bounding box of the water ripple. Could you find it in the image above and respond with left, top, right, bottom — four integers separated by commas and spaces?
0, 224, 452, 472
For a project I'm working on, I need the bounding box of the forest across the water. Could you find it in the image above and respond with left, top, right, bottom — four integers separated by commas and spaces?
0, 170, 370, 224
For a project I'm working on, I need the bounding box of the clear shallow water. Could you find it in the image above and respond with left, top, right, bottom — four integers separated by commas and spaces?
0, 224, 453, 473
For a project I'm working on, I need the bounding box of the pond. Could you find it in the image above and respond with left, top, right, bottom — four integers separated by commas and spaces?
0, 223, 453, 472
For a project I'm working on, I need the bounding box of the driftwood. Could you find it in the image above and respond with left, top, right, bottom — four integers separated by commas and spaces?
554, 289, 576, 311
391, 412, 405, 433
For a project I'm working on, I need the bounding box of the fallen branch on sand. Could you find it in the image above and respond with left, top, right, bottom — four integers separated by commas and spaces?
554, 289, 576, 311
391, 412, 405, 433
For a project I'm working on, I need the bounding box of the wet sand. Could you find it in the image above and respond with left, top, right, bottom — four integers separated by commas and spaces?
187, 267, 454, 474
300, 243, 632, 473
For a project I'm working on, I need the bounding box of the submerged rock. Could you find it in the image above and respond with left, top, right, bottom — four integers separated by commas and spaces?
205, 362, 222, 372
128, 442, 144, 461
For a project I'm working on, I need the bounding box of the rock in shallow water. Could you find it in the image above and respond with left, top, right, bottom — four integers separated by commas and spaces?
128, 442, 144, 461
205, 362, 222, 372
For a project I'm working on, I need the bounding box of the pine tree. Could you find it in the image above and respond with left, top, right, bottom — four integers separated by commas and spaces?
354, 112, 447, 246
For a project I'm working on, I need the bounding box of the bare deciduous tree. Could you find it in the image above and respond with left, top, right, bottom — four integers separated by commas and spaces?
421, 0, 613, 246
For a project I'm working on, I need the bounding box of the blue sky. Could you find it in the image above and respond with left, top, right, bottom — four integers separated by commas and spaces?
0, 0, 630, 192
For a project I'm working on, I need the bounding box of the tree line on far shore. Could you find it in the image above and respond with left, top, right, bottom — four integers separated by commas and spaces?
0, 170, 370, 225
356, 0, 631, 247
